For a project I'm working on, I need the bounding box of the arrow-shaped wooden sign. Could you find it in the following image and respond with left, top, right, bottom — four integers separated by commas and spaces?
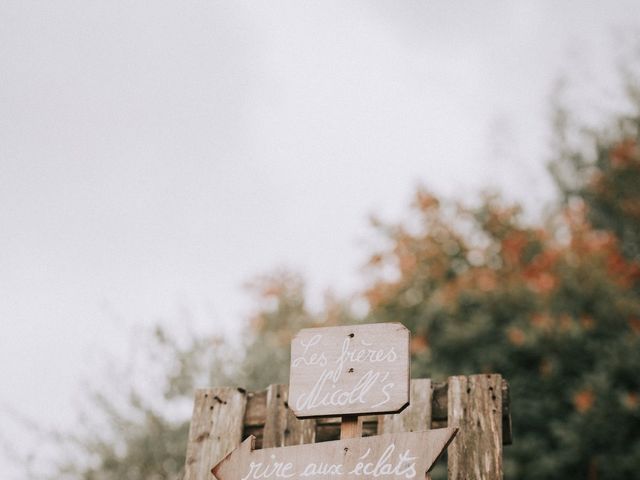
212, 428, 457, 480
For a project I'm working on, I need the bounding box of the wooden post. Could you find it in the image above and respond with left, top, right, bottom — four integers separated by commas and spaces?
340, 414, 363, 439
262, 384, 316, 448
378, 379, 436, 479
184, 387, 246, 480
447, 374, 503, 480
378, 378, 432, 434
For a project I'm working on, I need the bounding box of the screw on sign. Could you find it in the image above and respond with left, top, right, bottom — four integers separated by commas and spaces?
211, 322, 458, 479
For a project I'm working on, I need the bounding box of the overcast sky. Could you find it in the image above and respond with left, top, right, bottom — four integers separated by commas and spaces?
1, 1, 638, 477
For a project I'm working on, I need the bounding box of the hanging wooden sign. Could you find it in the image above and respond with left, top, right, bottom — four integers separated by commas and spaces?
212, 428, 457, 480
288, 322, 410, 418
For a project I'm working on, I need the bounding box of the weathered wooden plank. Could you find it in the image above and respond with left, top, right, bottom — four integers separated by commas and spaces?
240, 378, 512, 445
244, 389, 267, 426
378, 378, 432, 434
432, 381, 448, 422
308, 381, 509, 426
317, 415, 377, 426
316, 418, 377, 443
433, 379, 511, 444
285, 396, 317, 446
214, 429, 458, 480
241, 381, 512, 425
378, 379, 434, 479
447, 374, 503, 480
262, 384, 316, 448
340, 414, 363, 439
262, 384, 287, 448
184, 387, 246, 480
289, 322, 410, 418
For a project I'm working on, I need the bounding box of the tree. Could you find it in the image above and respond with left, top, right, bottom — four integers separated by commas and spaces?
363, 189, 640, 479
35, 324, 241, 480
550, 73, 640, 265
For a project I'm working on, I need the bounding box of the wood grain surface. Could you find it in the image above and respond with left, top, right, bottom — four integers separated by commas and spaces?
182, 378, 511, 480
213, 428, 457, 480
184, 387, 246, 480
289, 323, 410, 418
447, 374, 503, 480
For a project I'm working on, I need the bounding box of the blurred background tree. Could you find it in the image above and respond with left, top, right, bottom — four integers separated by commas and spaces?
364, 189, 639, 479
361, 71, 640, 477
550, 67, 640, 265
31, 57, 640, 480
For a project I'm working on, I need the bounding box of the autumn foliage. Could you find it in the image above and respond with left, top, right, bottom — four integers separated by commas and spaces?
362, 187, 640, 479
357, 106, 640, 478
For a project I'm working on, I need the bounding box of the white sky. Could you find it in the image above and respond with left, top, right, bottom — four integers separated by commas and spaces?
1, 1, 638, 477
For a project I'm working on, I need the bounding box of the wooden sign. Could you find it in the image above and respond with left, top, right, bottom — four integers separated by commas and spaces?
212, 428, 458, 480
288, 323, 410, 418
